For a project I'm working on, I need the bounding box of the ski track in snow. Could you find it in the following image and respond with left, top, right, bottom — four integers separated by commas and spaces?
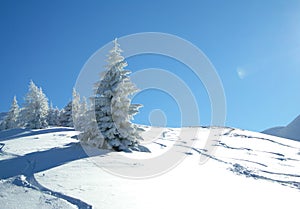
0, 127, 92, 209
174, 128, 300, 191
1, 126, 300, 208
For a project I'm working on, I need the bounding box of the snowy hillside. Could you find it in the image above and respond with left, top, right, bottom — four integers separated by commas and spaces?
0, 126, 300, 209
263, 115, 300, 141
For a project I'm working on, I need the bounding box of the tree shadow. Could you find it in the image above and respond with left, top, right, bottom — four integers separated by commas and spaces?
0, 142, 109, 179
0, 127, 75, 142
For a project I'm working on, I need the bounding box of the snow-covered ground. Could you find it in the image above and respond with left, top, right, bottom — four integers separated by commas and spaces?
0, 126, 299, 209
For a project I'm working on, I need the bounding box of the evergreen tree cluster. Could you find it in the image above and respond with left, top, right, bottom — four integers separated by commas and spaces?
72, 39, 144, 151
0, 80, 74, 130
0, 39, 144, 151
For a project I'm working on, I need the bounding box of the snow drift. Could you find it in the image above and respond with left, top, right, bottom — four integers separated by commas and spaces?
0, 126, 299, 209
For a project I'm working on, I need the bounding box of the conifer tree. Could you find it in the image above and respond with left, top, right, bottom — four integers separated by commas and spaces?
72, 88, 81, 128
59, 101, 73, 127
22, 81, 49, 129
47, 103, 60, 126
77, 98, 104, 147
93, 39, 143, 151
3, 96, 20, 129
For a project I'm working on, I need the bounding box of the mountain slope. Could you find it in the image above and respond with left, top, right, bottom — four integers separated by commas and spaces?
0, 126, 300, 209
263, 115, 300, 141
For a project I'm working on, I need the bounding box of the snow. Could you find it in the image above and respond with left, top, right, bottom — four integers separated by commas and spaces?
0, 126, 299, 208
263, 114, 300, 141
0, 177, 76, 209
0, 127, 78, 158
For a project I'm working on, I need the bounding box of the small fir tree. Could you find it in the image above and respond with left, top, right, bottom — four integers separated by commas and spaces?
77, 98, 104, 147
59, 101, 73, 127
3, 96, 20, 129
47, 103, 61, 126
72, 88, 81, 129
22, 81, 49, 129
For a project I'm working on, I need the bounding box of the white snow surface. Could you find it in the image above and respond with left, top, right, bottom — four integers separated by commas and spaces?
0, 177, 76, 209
0, 126, 300, 209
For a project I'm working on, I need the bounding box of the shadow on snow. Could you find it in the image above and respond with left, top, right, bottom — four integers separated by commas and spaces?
0, 140, 108, 209
0, 127, 75, 142
0, 142, 108, 179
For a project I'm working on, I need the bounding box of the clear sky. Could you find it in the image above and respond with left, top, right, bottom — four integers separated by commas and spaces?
0, 0, 300, 131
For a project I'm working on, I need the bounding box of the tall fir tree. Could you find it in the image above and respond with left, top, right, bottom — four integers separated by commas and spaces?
93, 39, 143, 151
22, 81, 49, 129
3, 96, 20, 129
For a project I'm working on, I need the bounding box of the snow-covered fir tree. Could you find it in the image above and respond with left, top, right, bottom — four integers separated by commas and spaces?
3, 96, 20, 129
0, 120, 5, 131
80, 97, 88, 119
72, 88, 81, 128
76, 97, 104, 148
47, 103, 61, 126
22, 81, 49, 129
93, 39, 143, 151
59, 101, 73, 127
70, 91, 97, 143
73, 94, 86, 131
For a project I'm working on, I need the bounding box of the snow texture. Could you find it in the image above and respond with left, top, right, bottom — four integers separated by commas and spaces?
0, 126, 300, 208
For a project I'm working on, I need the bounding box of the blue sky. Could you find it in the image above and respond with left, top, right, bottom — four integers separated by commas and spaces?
0, 0, 300, 131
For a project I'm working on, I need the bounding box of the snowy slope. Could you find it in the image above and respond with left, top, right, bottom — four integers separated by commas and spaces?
0, 126, 300, 209
263, 115, 300, 141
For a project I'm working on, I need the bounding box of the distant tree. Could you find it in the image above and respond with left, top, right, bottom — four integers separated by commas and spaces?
80, 97, 87, 119
22, 81, 49, 129
73, 95, 86, 131
0, 121, 5, 131
3, 96, 20, 129
72, 88, 81, 128
47, 103, 61, 126
93, 39, 143, 151
0, 116, 3, 130
59, 101, 73, 127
